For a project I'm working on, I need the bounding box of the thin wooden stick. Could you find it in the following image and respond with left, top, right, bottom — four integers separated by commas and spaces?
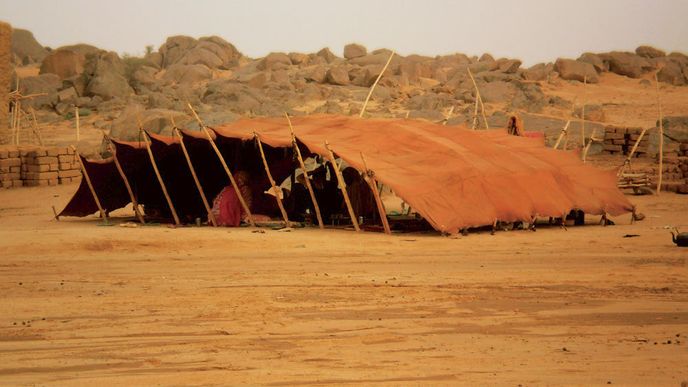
553, 120, 571, 149
75, 106, 80, 144
28, 107, 44, 146
655, 73, 663, 195
71, 146, 106, 220
187, 103, 255, 226
443, 106, 454, 126
254, 132, 290, 226
324, 141, 360, 232
14, 100, 21, 145
174, 128, 217, 227
466, 67, 489, 129
359, 50, 395, 118
618, 127, 651, 175
106, 136, 145, 224
360, 152, 391, 235
285, 113, 324, 229
142, 131, 181, 226
581, 75, 587, 148
471, 97, 479, 130
582, 128, 597, 163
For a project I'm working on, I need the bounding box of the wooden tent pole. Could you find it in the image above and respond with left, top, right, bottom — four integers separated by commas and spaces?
324, 141, 361, 232
28, 107, 44, 146
70, 145, 107, 220
360, 152, 391, 235
187, 104, 255, 226
142, 131, 181, 226
359, 51, 395, 118
75, 106, 80, 144
285, 113, 324, 229
619, 126, 651, 175
254, 132, 290, 226
14, 100, 21, 145
581, 75, 587, 148
105, 136, 145, 224
553, 120, 571, 150
467, 67, 489, 129
582, 128, 598, 163
174, 128, 217, 227
655, 73, 664, 195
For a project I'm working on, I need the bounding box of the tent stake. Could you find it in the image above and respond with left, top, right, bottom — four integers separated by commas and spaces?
174, 128, 217, 227
187, 103, 255, 226
106, 136, 145, 224
285, 113, 324, 229
324, 141, 360, 232
142, 131, 181, 226
254, 132, 290, 226
360, 152, 391, 235
71, 146, 107, 221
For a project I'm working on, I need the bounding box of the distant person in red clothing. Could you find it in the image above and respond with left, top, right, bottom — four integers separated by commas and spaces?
210, 171, 252, 226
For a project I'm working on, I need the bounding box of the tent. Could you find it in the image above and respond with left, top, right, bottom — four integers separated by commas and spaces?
60, 114, 634, 234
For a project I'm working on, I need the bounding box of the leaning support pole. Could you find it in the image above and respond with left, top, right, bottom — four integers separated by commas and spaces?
324, 141, 361, 232
582, 128, 598, 163
359, 51, 395, 118
285, 113, 324, 229
187, 104, 255, 226
106, 136, 145, 224
142, 131, 181, 226
655, 73, 664, 195
360, 152, 391, 235
553, 120, 571, 150
174, 128, 217, 227
467, 67, 489, 129
618, 126, 651, 175
254, 132, 290, 226
70, 146, 107, 220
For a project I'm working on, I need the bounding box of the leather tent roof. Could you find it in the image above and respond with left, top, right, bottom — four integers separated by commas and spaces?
61, 114, 633, 233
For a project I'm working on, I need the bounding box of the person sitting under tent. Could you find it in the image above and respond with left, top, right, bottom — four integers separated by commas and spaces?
210, 171, 252, 227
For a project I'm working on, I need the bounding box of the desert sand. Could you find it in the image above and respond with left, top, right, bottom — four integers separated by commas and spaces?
0, 183, 686, 385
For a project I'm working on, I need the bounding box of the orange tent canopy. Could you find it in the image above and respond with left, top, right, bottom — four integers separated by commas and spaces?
215, 114, 633, 233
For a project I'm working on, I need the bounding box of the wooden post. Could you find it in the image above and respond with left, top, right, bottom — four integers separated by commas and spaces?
471, 97, 479, 130
174, 128, 217, 227
75, 106, 80, 144
324, 141, 360, 232
254, 132, 290, 226
581, 76, 587, 148
187, 103, 255, 226
359, 51, 395, 118
360, 152, 391, 235
13, 100, 21, 145
467, 67, 489, 129
655, 73, 664, 195
106, 136, 145, 224
582, 128, 598, 163
553, 120, 571, 149
71, 146, 107, 220
619, 126, 651, 175
28, 107, 44, 146
285, 113, 324, 229
142, 131, 181, 226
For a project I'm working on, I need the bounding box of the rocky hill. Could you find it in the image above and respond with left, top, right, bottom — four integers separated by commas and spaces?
5, 28, 688, 154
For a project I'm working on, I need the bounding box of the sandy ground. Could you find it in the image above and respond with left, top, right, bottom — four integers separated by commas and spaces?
0, 183, 686, 385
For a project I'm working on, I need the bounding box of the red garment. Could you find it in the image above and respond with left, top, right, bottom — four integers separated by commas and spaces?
212, 187, 243, 227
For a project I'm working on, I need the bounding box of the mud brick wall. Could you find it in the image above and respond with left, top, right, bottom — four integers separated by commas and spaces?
0, 22, 11, 134
602, 126, 649, 157
656, 141, 688, 194
0, 146, 81, 188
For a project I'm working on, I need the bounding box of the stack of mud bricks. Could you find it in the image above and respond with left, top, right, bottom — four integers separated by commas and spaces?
602, 126, 649, 157
656, 140, 688, 194
21, 147, 80, 186
0, 147, 22, 188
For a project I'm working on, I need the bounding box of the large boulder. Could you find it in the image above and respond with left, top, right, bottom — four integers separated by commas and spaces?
40, 49, 86, 79
202, 79, 264, 113
18, 73, 61, 109
325, 66, 350, 85
316, 47, 338, 63
57, 44, 100, 57
497, 59, 521, 74
554, 58, 599, 83
635, 45, 665, 59
577, 53, 606, 73
656, 61, 686, 86
159, 35, 241, 69
258, 52, 291, 70
521, 63, 552, 81
86, 72, 133, 101
162, 63, 212, 84
11, 28, 47, 64
302, 65, 327, 84
601, 52, 649, 78
109, 105, 192, 141
478, 81, 517, 103
343, 43, 367, 59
